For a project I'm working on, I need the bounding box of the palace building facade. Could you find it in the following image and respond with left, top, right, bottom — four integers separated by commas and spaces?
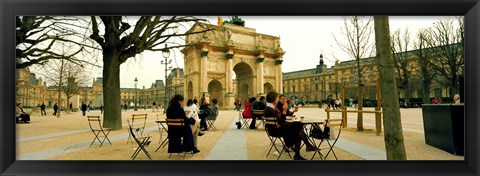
16, 21, 460, 109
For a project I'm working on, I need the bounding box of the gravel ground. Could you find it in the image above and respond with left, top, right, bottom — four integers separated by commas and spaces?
16, 107, 464, 160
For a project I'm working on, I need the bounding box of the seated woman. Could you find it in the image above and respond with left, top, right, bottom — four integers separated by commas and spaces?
16, 102, 30, 123
184, 99, 202, 152
242, 97, 254, 119
166, 95, 200, 154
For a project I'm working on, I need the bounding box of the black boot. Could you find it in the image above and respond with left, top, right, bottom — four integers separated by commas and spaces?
294, 155, 306, 160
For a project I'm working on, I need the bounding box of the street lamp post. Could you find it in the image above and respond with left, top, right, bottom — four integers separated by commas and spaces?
134, 77, 138, 111
319, 54, 327, 101
161, 44, 172, 114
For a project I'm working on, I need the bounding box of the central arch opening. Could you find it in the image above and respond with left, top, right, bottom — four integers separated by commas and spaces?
233, 62, 254, 102
208, 80, 223, 107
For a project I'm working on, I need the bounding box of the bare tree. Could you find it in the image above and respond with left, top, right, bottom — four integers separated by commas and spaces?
391, 28, 414, 106
333, 16, 375, 131
62, 63, 91, 114
374, 16, 407, 160
35, 48, 91, 117
413, 29, 436, 104
423, 17, 464, 97
16, 16, 98, 69
89, 16, 211, 130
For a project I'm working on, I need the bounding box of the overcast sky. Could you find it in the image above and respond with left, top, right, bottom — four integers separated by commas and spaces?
45, 16, 459, 89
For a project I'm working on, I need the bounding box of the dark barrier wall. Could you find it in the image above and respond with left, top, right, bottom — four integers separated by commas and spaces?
422, 104, 464, 155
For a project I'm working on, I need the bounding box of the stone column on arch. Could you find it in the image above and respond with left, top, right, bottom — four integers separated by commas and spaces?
257, 52, 265, 97
224, 48, 236, 110
200, 45, 210, 101
275, 59, 284, 94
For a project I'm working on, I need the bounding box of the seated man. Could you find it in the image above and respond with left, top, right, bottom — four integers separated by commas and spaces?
16, 102, 30, 123
276, 94, 318, 152
250, 96, 266, 129
206, 99, 219, 129
198, 99, 211, 131
265, 91, 318, 160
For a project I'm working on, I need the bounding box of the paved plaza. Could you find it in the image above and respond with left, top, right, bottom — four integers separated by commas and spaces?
16, 107, 464, 160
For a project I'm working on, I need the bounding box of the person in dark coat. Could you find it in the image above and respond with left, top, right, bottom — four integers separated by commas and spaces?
198, 99, 211, 131
40, 102, 46, 116
250, 96, 266, 129
166, 94, 198, 154
53, 103, 58, 116
81, 101, 87, 116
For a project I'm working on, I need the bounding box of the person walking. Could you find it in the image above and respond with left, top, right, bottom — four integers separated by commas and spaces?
99, 105, 104, 114
81, 101, 87, 116
40, 102, 46, 116
53, 103, 58, 116
152, 101, 157, 112
69, 102, 73, 111
234, 98, 240, 111
87, 101, 92, 112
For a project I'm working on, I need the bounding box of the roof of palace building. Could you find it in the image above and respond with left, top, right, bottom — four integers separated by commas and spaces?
283, 66, 335, 79
29, 73, 39, 85
152, 80, 165, 89
168, 68, 184, 78
283, 69, 316, 79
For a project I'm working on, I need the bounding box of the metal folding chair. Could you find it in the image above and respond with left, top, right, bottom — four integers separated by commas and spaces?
166, 118, 194, 159
240, 110, 253, 129
264, 117, 292, 160
252, 110, 265, 128
127, 119, 152, 160
87, 116, 112, 147
127, 114, 148, 144
155, 114, 167, 144
155, 114, 169, 152
310, 118, 343, 160
206, 109, 219, 131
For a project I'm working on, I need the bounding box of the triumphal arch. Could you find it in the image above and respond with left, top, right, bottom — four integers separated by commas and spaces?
181, 21, 285, 109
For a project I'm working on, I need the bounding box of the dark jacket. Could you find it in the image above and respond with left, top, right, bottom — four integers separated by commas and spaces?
53, 104, 58, 111
254, 101, 266, 110
206, 104, 219, 120
264, 105, 301, 148
198, 104, 210, 119
81, 104, 87, 111
166, 104, 194, 153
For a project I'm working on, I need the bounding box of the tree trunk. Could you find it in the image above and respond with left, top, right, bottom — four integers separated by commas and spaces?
102, 50, 122, 130
404, 86, 412, 106
56, 59, 64, 118
357, 83, 364, 131
66, 99, 70, 114
422, 88, 430, 105
374, 16, 407, 160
